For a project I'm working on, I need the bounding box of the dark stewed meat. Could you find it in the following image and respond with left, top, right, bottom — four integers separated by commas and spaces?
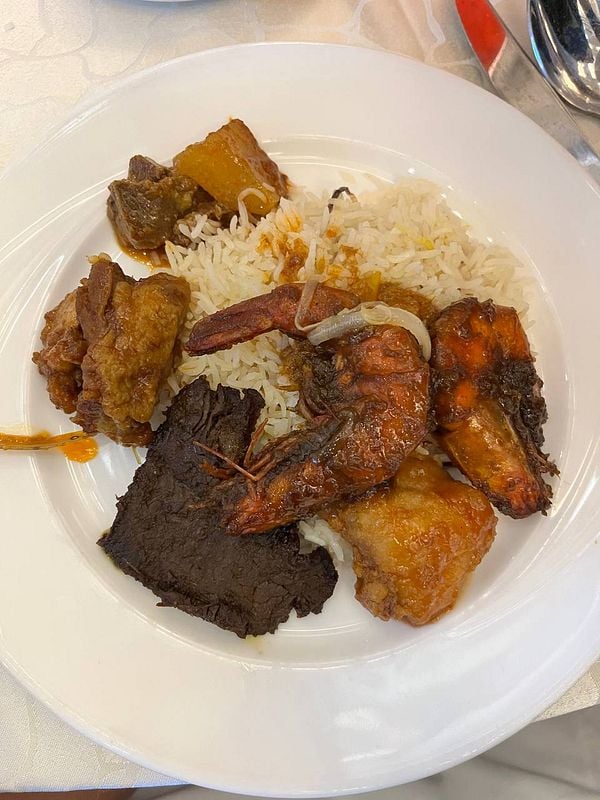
99, 378, 338, 637
108, 169, 206, 251
108, 155, 231, 251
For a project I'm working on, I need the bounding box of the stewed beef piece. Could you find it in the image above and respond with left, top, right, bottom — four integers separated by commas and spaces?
99, 378, 337, 637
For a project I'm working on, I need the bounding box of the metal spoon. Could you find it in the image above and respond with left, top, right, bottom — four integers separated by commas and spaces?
529, 0, 600, 116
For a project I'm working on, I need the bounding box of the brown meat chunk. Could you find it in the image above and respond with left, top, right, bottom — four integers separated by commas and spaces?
173, 119, 289, 216
326, 453, 496, 625
108, 172, 204, 250
99, 378, 337, 637
127, 155, 170, 183
108, 154, 227, 251
73, 259, 190, 445
32, 288, 87, 414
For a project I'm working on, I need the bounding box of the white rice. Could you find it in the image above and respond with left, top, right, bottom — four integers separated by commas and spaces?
165, 179, 531, 560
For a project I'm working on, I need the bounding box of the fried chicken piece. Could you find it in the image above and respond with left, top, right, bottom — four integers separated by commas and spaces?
325, 453, 497, 625
32, 288, 87, 414
430, 297, 557, 518
73, 259, 190, 445
33, 258, 190, 446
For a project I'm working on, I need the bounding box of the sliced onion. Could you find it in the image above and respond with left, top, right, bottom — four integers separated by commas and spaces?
307, 301, 431, 360
361, 303, 432, 360
237, 188, 268, 229
237, 187, 267, 206
294, 276, 322, 332
306, 309, 366, 345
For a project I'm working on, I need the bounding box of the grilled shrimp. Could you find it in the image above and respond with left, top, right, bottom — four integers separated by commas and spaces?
186, 283, 430, 535
186, 282, 358, 353
430, 297, 556, 518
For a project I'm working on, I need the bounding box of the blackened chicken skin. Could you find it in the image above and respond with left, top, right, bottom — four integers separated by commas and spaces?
430, 297, 556, 518
187, 284, 430, 535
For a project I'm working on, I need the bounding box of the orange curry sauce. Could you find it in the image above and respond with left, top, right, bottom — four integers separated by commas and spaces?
0, 431, 99, 463
118, 240, 171, 270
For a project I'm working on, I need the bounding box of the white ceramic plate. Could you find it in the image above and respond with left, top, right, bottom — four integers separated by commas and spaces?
1, 43, 600, 796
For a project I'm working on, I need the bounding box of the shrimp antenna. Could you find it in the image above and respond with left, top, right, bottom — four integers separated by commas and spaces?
193, 441, 262, 482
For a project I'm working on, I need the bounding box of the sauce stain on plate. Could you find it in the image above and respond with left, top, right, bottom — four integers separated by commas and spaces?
0, 430, 98, 463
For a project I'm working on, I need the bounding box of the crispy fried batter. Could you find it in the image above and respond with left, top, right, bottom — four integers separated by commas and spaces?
73, 259, 190, 445
430, 297, 556, 517
326, 453, 497, 625
32, 288, 87, 414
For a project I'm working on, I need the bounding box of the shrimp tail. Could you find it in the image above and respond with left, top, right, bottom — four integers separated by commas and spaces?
186, 283, 357, 355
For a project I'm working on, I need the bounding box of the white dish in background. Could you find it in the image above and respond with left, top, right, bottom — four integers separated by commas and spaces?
0, 42, 599, 795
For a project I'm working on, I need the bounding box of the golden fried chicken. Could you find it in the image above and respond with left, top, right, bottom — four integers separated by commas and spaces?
325, 453, 497, 625
32, 288, 87, 414
430, 298, 557, 518
33, 258, 190, 446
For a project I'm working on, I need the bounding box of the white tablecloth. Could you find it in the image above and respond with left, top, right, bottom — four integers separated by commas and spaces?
1, 0, 599, 790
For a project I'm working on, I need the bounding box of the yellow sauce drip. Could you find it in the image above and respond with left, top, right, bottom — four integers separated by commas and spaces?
0, 429, 98, 462
119, 240, 170, 270
59, 437, 99, 463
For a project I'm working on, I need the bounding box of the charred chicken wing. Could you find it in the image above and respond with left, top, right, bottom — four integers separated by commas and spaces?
186, 283, 430, 534
430, 297, 556, 518
325, 453, 497, 624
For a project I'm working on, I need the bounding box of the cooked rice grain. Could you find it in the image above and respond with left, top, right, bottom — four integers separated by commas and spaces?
167, 179, 530, 440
